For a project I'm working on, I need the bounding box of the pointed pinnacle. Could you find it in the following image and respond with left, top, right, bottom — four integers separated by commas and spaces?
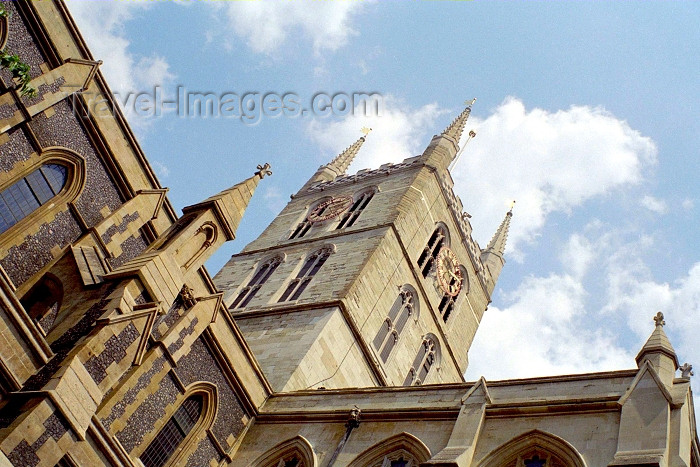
486, 208, 513, 256
327, 130, 370, 175
442, 98, 475, 143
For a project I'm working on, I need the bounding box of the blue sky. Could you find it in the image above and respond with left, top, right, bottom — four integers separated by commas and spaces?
66, 0, 699, 397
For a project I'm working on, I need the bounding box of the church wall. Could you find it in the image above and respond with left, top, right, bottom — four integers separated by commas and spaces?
236, 306, 377, 391
229, 418, 455, 467
473, 412, 621, 467
395, 167, 490, 374
0, 1, 133, 288
345, 226, 464, 386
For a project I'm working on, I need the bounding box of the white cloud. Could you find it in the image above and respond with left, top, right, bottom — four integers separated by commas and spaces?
308, 97, 657, 260
452, 97, 658, 256
263, 186, 286, 215
640, 195, 668, 214
465, 273, 634, 381
64, 1, 176, 126
682, 198, 695, 211
600, 239, 700, 411
216, 1, 370, 55
559, 233, 595, 279
306, 96, 446, 169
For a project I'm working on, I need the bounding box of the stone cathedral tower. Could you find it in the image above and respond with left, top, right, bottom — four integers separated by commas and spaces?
1, 3, 697, 465
214, 103, 511, 392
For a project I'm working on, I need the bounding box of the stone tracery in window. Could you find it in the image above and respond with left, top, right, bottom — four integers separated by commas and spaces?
278, 247, 332, 302
231, 255, 282, 309
373, 287, 417, 363
417, 225, 449, 278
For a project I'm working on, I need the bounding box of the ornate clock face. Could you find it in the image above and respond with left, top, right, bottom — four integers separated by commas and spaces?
307, 196, 353, 223
436, 247, 463, 297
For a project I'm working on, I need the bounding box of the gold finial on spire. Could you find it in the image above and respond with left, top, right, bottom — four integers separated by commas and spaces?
465, 97, 477, 107
509, 200, 516, 213
361, 126, 372, 136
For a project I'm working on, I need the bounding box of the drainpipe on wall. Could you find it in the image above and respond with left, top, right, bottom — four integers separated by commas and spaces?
326, 406, 361, 467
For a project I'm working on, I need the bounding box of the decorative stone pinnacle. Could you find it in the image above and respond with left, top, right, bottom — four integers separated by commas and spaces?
680, 363, 694, 378
256, 163, 272, 179
653, 311, 665, 327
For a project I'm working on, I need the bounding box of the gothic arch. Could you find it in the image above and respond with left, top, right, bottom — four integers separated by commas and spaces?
230, 253, 285, 309
475, 430, 587, 467
136, 381, 218, 467
336, 187, 377, 230
181, 220, 219, 270
251, 435, 317, 467
289, 196, 333, 240
347, 432, 431, 467
405, 334, 441, 385
417, 223, 451, 278
374, 284, 420, 363
0, 147, 86, 248
433, 222, 451, 248
0, 14, 8, 50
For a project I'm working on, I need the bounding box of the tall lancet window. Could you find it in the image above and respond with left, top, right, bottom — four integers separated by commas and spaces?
230, 256, 282, 309
404, 337, 438, 385
438, 266, 467, 322
0, 164, 67, 234
373, 287, 416, 363
289, 217, 312, 240
140, 395, 203, 467
417, 226, 448, 277
278, 247, 332, 302
336, 189, 374, 229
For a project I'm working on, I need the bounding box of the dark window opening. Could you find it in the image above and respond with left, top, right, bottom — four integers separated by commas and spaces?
0, 164, 67, 234
140, 395, 203, 467
278, 248, 331, 302
20, 275, 63, 335
336, 191, 374, 229
417, 227, 446, 277
230, 257, 282, 309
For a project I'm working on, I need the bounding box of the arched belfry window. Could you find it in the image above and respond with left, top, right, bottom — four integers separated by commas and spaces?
140, 394, 204, 467
230, 256, 282, 309
20, 274, 63, 335
336, 189, 375, 230
437, 266, 467, 323
346, 432, 432, 467
289, 214, 313, 240
0, 164, 67, 234
417, 226, 448, 277
404, 336, 438, 386
278, 247, 332, 302
373, 287, 418, 363
252, 436, 317, 467
475, 430, 586, 467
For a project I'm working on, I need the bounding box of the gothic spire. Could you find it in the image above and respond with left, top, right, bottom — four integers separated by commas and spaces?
326, 128, 371, 177
301, 129, 371, 190
635, 312, 679, 386
480, 204, 514, 294
183, 163, 271, 240
442, 98, 476, 144
636, 312, 679, 367
485, 204, 513, 256
421, 99, 476, 171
